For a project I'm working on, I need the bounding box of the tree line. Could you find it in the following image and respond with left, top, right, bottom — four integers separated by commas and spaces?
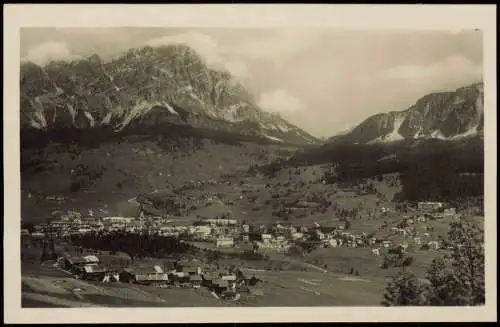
68, 231, 195, 261
382, 219, 485, 306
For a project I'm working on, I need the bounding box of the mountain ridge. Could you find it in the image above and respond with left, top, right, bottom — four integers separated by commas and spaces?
20, 44, 318, 146
328, 82, 484, 145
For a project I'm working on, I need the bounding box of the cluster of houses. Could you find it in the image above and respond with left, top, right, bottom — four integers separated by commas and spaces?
24, 201, 459, 260
54, 254, 264, 301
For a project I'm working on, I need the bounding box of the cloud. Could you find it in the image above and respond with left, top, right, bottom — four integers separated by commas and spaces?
144, 31, 250, 79
228, 30, 324, 66
258, 89, 304, 114
143, 30, 324, 79
23, 41, 82, 66
382, 55, 482, 85
224, 60, 250, 79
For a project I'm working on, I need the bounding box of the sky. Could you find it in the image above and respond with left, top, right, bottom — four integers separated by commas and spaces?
20, 28, 483, 138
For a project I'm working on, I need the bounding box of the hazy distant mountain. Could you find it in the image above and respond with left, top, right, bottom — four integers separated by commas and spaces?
328, 83, 484, 145
20, 44, 318, 145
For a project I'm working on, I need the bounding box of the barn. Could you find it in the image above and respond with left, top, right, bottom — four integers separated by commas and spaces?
56, 255, 101, 274
119, 265, 169, 285
76, 263, 109, 281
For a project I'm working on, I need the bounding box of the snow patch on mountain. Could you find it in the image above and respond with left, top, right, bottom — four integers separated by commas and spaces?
222, 103, 247, 122
66, 104, 77, 123
367, 114, 406, 144
275, 122, 289, 132
32, 99, 48, 129
101, 112, 113, 125
259, 122, 270, 130
430, 130, 448, 140
84, 111, 96, 127
450, 124, 479, 140
263, 134, 284, 143
162, 102, 179, 116
118, 100, 154, 131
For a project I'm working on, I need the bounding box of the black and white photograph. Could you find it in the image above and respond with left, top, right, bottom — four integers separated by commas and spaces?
4, 4, 497, 324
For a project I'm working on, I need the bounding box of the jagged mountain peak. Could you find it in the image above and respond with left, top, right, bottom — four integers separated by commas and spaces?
20, 44, 319, 145
329, 82, 484, 145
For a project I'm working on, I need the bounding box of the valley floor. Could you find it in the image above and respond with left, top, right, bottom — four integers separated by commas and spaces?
20, 135, 484, 307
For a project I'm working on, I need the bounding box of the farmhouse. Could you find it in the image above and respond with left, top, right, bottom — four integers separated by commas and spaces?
57, 255, 100, 272
179, 265, 202, 276
190, 275, 202, 288
77, 264, 110, 281
119, 265, 169, 285
212, 279, 229, 293
201, 273, 218, 287
192, 225, 212, 238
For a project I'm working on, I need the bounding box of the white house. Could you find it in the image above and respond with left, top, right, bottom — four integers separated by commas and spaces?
102, 217, 136, 224
193, 225, 212, 237
316, 231, 326, 240
328, 239, 339, 248
215, 237, 234, 248
261, 234, 273, 243
372, 248, 381, 256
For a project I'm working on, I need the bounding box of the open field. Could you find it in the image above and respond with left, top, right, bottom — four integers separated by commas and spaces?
21, 130, 484, 308
21, 258, 388, 307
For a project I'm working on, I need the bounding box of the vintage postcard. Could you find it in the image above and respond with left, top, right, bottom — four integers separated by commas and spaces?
3, 4, 497, 323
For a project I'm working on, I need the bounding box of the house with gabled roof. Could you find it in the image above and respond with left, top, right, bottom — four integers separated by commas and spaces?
119, 265, 169, 285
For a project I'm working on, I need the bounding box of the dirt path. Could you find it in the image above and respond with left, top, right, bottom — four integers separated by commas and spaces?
281, 257, 328, 273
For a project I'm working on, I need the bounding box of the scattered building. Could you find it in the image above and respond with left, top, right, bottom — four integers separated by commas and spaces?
418, 202, 445, 212
215, 237, 234, 248
119, 265, 169, 285
261, 234, 273, 243
443, 208, 457, 216
427, 241, 440, 250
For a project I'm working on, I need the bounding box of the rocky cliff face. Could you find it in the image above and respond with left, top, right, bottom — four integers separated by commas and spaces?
20, 44, 318, 145
329, 83, 484, 144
